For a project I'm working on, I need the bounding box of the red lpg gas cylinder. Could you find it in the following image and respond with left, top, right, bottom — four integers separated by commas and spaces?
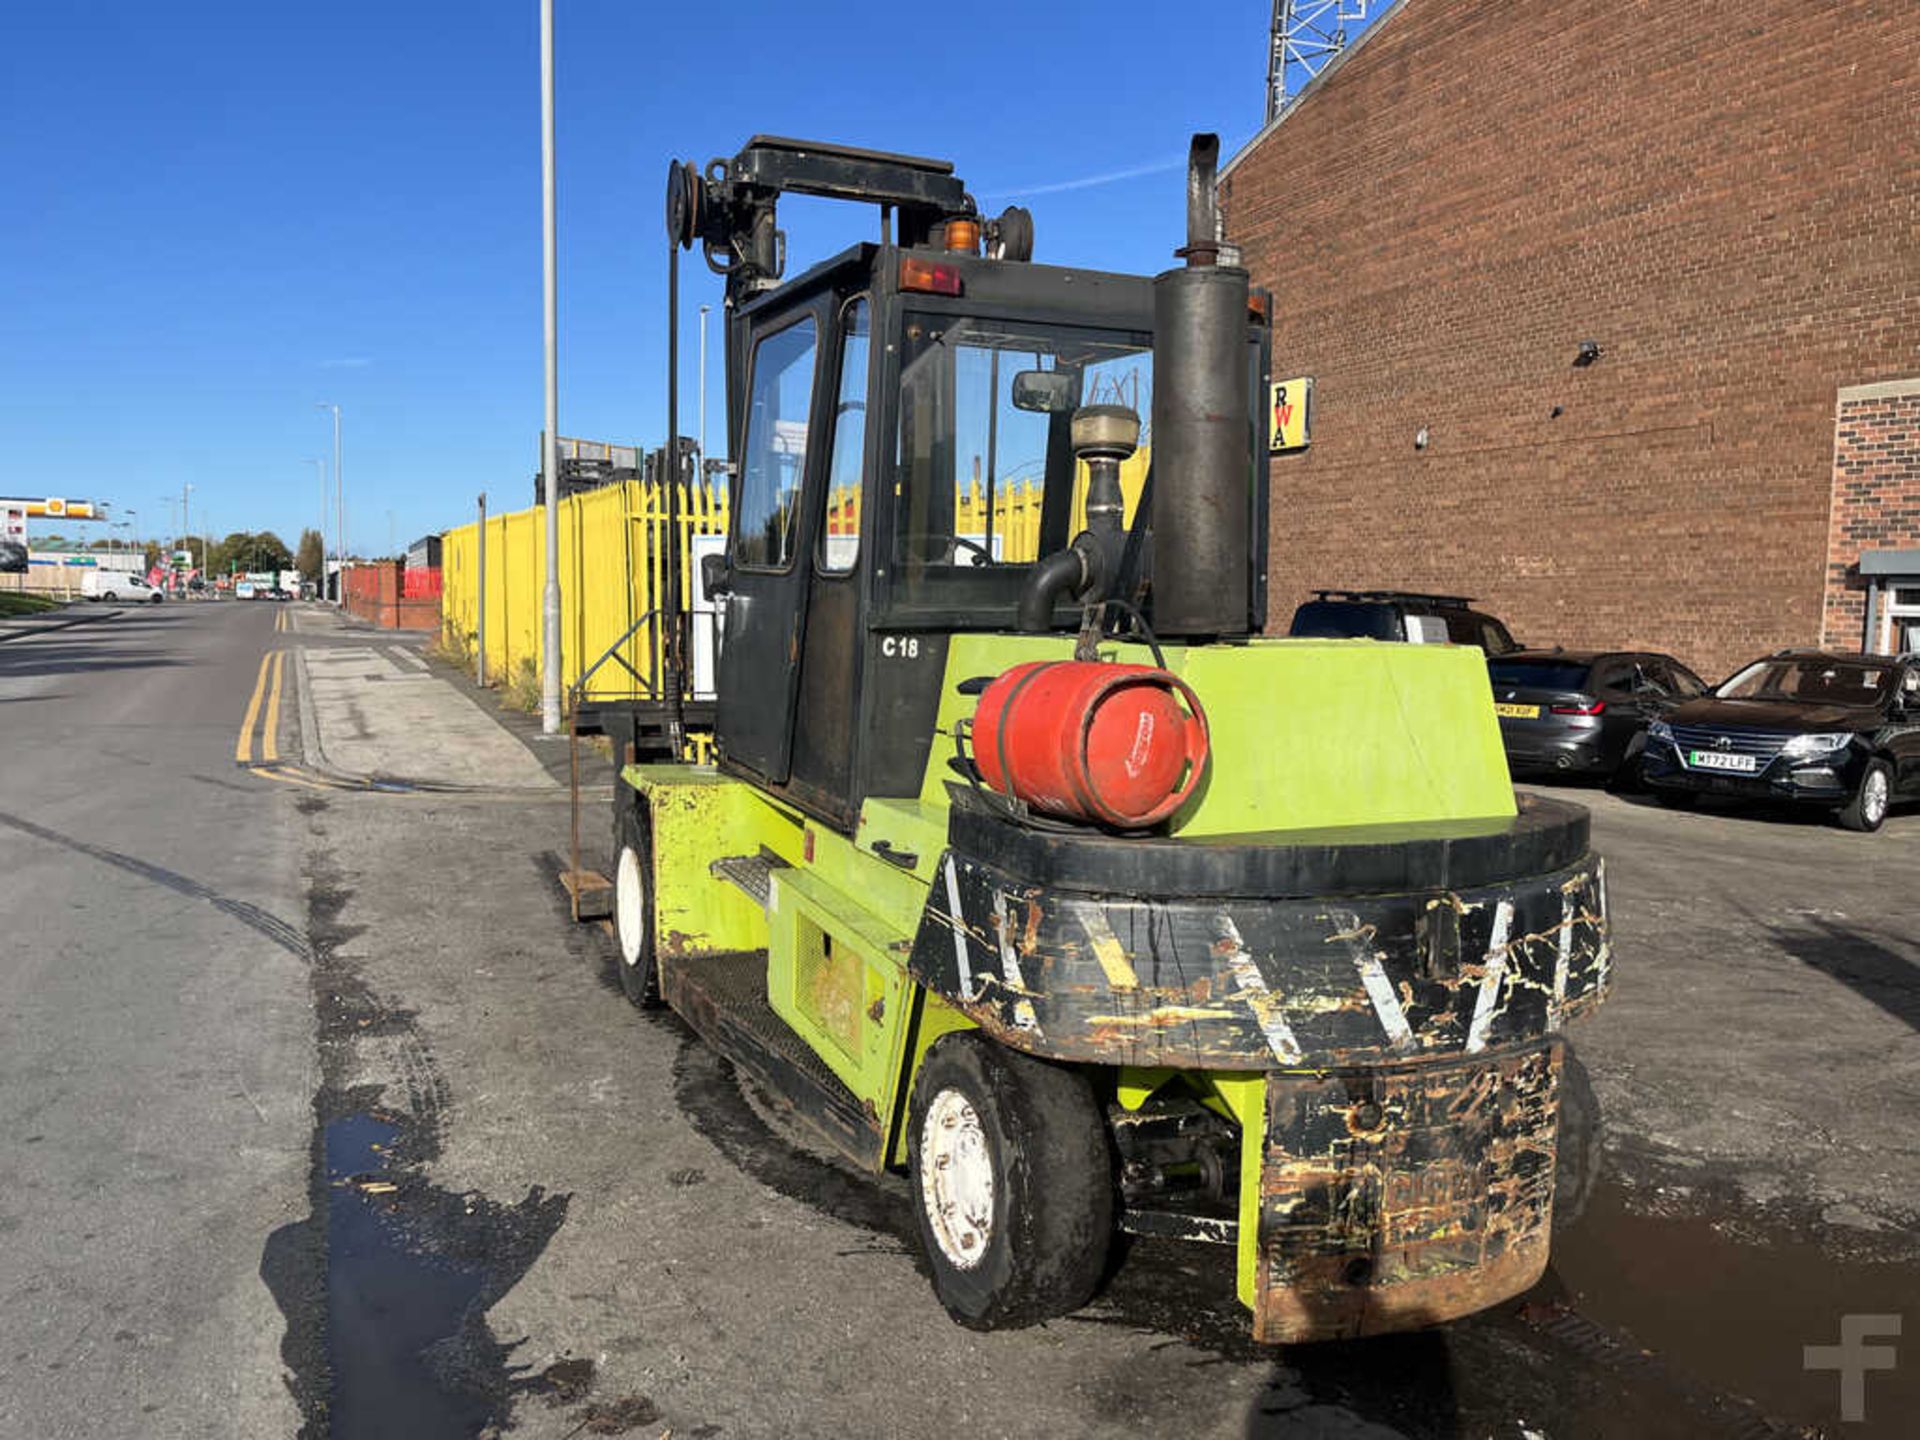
971, 661, 1210, 828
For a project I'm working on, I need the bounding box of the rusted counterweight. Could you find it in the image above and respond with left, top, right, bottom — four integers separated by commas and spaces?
1255, 1044, 1563, 1342
906, 791, 1610, 1340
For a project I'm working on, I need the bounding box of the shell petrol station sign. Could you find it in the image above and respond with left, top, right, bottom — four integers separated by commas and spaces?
22, 498, 101, 519
1269, 377, 1312, 453
3, 497, 103, 575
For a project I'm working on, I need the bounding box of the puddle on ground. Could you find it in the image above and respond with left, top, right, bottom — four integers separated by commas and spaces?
1548, 1177, 1918, 1435
323, 1112, 495, 1438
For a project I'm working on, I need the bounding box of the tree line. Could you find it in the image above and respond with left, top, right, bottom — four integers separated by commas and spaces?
34, 527, 331, 581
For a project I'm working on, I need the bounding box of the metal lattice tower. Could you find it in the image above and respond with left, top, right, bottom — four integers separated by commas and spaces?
1268, 1, 1371, 120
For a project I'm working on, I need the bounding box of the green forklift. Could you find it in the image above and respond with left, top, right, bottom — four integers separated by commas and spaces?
599, 133, 1611, 1341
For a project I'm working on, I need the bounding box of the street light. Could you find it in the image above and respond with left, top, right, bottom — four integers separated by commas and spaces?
308, 458, 329, 596
316, 403, 342, 602
537, 0, 562, 733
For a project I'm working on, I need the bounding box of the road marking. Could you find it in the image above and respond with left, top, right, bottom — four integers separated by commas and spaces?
235, 650, 275, 763
262, 650, 285, 762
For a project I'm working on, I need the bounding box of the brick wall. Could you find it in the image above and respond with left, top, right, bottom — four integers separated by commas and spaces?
1221, 0, 1919, 679
1822, 380, 1920, 649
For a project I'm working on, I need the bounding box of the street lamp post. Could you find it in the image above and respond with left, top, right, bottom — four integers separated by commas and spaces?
308, 458, 329, 597
317, 403, 342, 601
537, 0, 563, 733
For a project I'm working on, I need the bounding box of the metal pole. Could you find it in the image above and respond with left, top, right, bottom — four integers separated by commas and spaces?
698, 303, 710, 466
334, 405, 344, 597
663, 240, 685, 752
318, 404, 341, 600
476, 492, 489, 688
538, 0, 563, 734
309, 458, 328, 596
183, 482, 193, 594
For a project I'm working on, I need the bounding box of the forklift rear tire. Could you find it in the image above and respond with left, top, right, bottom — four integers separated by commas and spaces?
613, 803, 661, 1007
907, 1034, 1113, 1329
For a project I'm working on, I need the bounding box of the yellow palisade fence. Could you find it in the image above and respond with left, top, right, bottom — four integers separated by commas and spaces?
441, 480, 729, 706
440, 446, 1145, 707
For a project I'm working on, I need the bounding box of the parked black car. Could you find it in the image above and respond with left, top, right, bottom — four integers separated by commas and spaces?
1488, 650, 1709, 785
1288, 590, 1520, 653
1641, 649, 1920, 832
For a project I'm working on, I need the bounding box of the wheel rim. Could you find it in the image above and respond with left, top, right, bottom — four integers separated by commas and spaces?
920, 1088, 995, 1269
1863, 770, 1889, 825
615, 844, 646, 966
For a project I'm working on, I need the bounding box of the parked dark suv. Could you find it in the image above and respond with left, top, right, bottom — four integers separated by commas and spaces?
1641, 650, 1920, 832
1488, 650, 1708, 785
1288, 590, 1520, 654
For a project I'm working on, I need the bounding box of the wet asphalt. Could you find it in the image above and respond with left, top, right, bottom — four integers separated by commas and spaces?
2, 603, 1916, 1437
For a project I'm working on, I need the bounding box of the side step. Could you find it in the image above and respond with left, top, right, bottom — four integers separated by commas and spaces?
709, 851, 788, 913
662, 949, 885, 1171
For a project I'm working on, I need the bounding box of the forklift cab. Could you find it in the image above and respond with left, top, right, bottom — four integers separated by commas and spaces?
707, 240, 1267, 830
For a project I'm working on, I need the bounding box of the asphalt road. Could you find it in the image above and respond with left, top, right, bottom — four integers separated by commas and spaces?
0, 601, 310, 1438
3, 604, 1915, 1439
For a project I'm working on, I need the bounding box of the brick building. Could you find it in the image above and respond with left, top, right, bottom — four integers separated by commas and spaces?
1221, 0, 1918, 677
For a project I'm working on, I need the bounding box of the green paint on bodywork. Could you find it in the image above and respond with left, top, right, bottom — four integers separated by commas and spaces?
922, 635, 1515, 832
1205, 1073, 1269, 1309
621, 763, 784, 957
1116, 1067, 1179, 1111
764, 863, 912, 1108
620, 762, 964, 1167
887, 989, 978, 1167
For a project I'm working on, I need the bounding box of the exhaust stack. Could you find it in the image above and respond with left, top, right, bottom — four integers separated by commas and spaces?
1149, 134, 1251, 639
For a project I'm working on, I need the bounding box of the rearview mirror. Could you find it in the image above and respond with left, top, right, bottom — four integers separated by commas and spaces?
700, 550, 732, 600
1011, 370, 1075, 414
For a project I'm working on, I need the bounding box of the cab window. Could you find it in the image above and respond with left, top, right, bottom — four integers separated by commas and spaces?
735, 315, 819, 571
891, 313, 1150, 607
819, 299, 869, 575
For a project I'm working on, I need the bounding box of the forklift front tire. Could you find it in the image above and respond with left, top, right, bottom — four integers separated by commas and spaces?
613, 803, 661, 1008
907, 1034, 1113, 1330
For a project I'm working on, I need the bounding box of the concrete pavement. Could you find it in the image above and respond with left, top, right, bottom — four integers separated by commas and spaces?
290, 611, 554, 792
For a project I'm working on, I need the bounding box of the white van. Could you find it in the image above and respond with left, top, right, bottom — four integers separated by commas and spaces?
82, 569, 162, 603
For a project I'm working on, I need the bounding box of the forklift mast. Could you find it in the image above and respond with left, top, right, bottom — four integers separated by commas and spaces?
667, 135, 1032, 304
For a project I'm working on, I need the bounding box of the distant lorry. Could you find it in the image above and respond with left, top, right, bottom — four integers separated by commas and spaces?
82, 567, 162, 603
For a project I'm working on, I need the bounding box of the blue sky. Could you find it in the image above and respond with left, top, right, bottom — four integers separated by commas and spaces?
1, 2, 1327, 555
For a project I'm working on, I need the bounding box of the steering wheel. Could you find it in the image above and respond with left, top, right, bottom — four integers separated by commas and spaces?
948, 535, 994, 568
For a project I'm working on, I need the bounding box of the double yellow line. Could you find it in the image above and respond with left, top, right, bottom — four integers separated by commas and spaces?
273, 608, 292, 634
237, 649, 287, 764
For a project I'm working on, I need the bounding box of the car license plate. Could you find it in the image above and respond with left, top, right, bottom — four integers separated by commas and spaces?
1688, 749, 1757, 773
1493, 703, 1540, 719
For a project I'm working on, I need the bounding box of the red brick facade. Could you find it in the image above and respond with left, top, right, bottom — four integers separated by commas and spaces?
1822, 380, 1920, 650
1221, 0, 1918, 678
